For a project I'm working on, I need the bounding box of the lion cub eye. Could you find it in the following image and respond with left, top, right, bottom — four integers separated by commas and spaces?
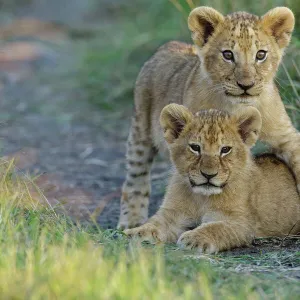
220, 146, 232, 156
256, 50, 267, 61
222, 50, 234, 62
189, 144, 201, 154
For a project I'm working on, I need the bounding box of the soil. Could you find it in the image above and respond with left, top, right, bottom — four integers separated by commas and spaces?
0, 2, 168, 228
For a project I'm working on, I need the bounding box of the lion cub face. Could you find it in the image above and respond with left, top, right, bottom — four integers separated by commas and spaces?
160, 104, 262, 196
188, 7, 294, 99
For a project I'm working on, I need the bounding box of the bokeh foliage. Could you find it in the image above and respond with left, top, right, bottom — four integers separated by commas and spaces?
80, 0, 300, 129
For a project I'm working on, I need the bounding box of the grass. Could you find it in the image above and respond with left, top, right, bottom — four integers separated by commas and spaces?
0, 160, 299, 298
78, 0, 300, 128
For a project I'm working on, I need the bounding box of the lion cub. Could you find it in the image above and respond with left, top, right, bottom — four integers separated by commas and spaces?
125, 104, 300, 253
119, 6, 300, 230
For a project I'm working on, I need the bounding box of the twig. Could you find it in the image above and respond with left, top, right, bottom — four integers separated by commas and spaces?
280, 221, 300, 247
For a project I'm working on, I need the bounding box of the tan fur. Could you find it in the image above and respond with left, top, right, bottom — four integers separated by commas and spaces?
125, 105, 300, 253
118, 6, 300, 229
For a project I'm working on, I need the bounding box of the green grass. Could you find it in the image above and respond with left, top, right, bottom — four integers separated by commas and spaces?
0, 160, 299, 298
78, 0, 300, 128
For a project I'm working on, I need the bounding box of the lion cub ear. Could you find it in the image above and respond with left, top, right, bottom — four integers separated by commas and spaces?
188, 7, 224, 47
235, 107, 262, 147
160, 104, 193, 144
261, 7, 295, 48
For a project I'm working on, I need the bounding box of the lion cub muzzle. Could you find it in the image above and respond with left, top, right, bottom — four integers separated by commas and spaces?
189, 170, 226, 196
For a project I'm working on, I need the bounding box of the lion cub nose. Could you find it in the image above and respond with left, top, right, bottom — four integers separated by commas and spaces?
237, 81, 255, 91
200, 171, 218, 180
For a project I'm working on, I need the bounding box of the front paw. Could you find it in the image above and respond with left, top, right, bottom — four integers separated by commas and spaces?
177, 230, 218, 254
124, 224, 164, 244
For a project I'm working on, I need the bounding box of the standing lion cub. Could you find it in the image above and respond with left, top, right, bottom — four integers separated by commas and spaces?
118, 6, 300, 229
125, 104, 300, 253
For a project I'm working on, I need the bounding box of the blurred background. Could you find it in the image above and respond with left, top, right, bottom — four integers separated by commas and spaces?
0, 0, 299, 228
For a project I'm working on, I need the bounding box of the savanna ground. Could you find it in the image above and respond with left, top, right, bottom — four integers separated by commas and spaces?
0, 0, 299, 298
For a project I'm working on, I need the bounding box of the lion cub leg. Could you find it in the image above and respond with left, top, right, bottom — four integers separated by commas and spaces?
118, 112, 157, 229
125, 209, 187, 244
177, 220, 253, 254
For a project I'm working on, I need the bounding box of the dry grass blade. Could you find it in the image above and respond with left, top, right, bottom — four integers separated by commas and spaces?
282, 62, 300, 104
169, 0, 188, 19
186, 0, 196, 9
280, 221, 300, 247
292, 59, 300, 79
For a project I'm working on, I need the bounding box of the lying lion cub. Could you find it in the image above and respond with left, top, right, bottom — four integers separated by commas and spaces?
125, 104, 300, 253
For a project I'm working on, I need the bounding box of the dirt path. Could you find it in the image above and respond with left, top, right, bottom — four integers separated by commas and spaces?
0, 15, 168, 228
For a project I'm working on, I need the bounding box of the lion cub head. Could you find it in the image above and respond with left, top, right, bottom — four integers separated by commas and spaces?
188, 7, 294, 99
160, 104, 262, 196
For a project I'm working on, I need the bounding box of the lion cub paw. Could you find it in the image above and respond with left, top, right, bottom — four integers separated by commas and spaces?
124, 224, 164, 244
177, 230, 218, 254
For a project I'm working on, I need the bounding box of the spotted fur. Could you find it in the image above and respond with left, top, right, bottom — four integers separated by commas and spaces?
118, 6, 299, 229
